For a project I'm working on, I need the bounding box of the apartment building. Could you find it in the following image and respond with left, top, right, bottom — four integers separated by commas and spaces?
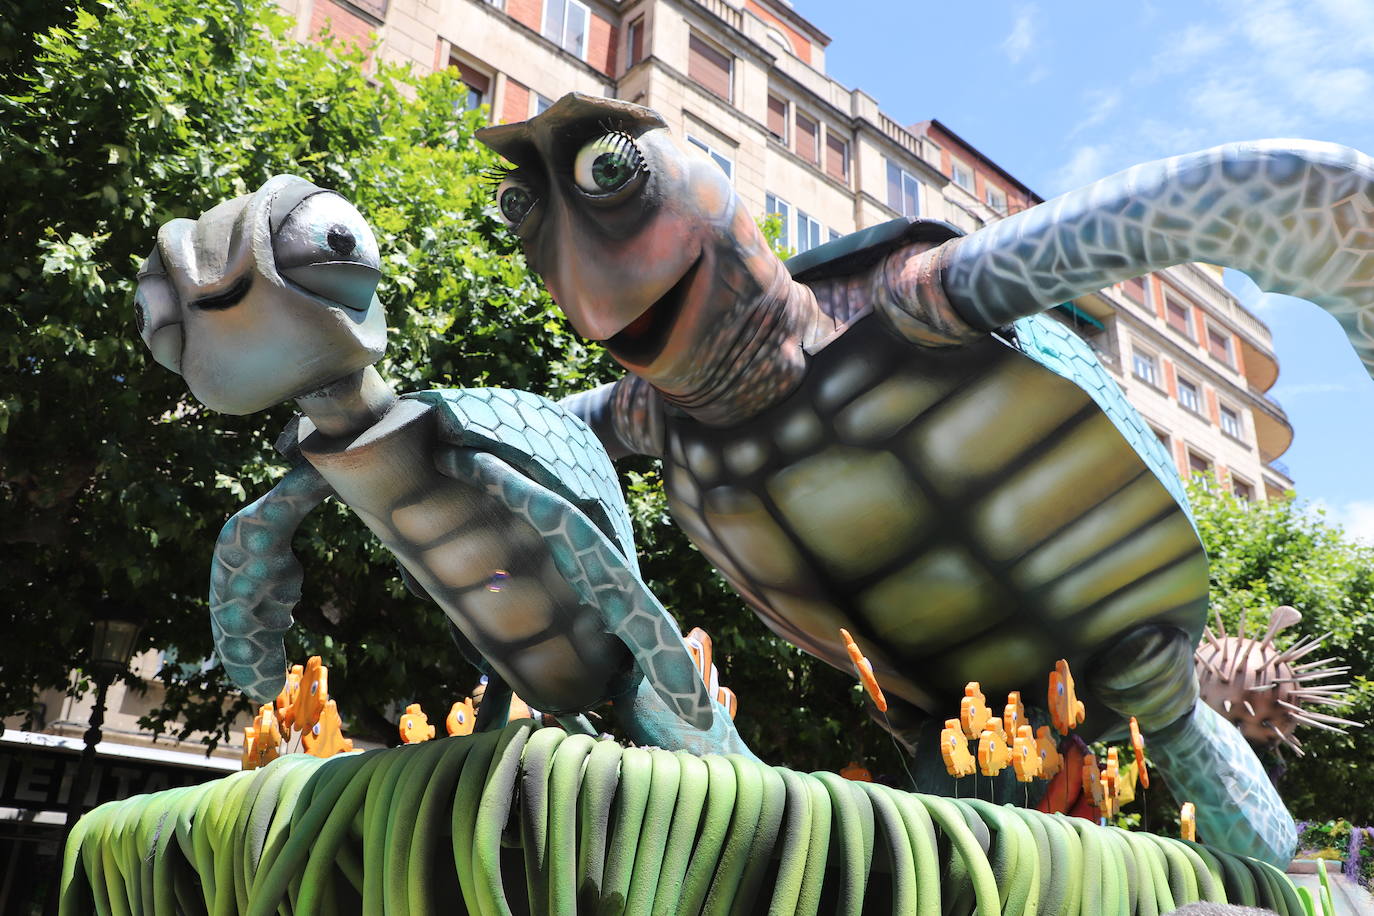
275, 0, 1293, 498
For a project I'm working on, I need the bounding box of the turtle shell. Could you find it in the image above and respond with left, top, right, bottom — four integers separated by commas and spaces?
656, 221, 1208, 732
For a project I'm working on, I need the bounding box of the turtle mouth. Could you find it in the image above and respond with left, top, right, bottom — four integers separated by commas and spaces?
605, 255, 701, 366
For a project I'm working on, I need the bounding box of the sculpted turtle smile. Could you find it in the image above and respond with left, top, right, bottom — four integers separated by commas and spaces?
605, 254, 702, 366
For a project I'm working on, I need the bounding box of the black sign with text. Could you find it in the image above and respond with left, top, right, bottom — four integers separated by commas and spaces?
0, 741, 226, 813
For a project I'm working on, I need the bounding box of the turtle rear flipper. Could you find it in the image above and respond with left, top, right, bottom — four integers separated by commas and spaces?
209, 461, 333, 702
434, 444, 731, 746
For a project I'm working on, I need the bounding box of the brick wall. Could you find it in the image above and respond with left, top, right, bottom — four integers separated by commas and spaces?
502, 79, 531, 124
588, 14, 617, 76
309, 0, 376, 51
508, 0, 542, 33
744, 0, 811, 63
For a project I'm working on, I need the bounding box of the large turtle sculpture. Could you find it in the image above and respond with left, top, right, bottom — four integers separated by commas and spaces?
132, 174, 752, 757
476, 92, 1374, 866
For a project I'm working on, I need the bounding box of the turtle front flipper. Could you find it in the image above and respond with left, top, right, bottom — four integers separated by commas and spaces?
209, 461, 333, 702
935, 141, 1374, 377
1090, 625, 1297, 867
435, 444, 753, 757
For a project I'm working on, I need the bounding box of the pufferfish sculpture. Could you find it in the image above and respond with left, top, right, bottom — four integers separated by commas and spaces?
132, 175, 751, 757
476, 92, 1374, 865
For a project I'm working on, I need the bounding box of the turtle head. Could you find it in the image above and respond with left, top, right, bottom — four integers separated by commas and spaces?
477, 93, 782, 386
134, 175, 386, 415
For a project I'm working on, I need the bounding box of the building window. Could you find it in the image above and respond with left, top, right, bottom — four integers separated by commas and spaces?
1151, 426, 1171, 451
985, 185, 1007, 215
765, 193, 791, 250
1132, 349, 1159, 388
825, 131, 849, 183
1188, 449, 1213, 481
1177, 377, 1202, 415
542, 0, 589, 59
796, 210, 823, 254
688, 32, 732, 101
951, 158, 974, 192
1166, 294, 1193, 338
767, 94, 786, 141
626, 15, 645, 67
451, 59, 491, 110
534, 92, 555, 116
1207, 325, 1233, 366
1232, 476, 1255, 501
886, 159, 920, 219
1122, 276, 1147, 305
829, 228, 843, 243
1219, 404, 1243, 440
687, 135, 733, 180
795, 112, 818, 164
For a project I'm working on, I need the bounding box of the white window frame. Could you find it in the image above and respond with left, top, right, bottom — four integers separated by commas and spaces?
796, 210, 823, 254
542, 0, 589, 60
1219, 403, 1244, 440
951, 158, 975, 192
686, 135, 733, 181
533, 92, 555, 116
1177, 376, 1202, 415
1131, 348, 1159, 388
765, 192, 791, 250
985, 185, 1007, 215
886, 159, 921, 219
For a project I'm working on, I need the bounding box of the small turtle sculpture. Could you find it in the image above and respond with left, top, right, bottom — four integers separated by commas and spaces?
477, 92, 1374, 865
133, 174, 751, 757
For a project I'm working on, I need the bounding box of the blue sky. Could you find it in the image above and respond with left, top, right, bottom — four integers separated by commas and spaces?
794, 0, 1374, 540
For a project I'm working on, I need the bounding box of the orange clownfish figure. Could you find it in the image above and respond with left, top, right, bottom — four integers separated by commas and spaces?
304, 698, 354, 757
1035, 725, 1062, 781
978, 722, 1010, 777
1104, 747, 1121, 817
941, 718, 976, 778
1003, 691, 1026, 739
1129, 716, 1149, 789
1011, 725, 1041, 782
241, 725, 258, 770
840, 628, 887, 712
839, 761, 873, 782
961, 682, 992, 740
446, 698, 477, 737
276, 664, 304, 733
251, 703, 282, 769
290, 656, 329, 735
1082, 753, 1108, 815
686, 627, 739, 719
1048, 659, 1086, 736
399, 703, 436, 744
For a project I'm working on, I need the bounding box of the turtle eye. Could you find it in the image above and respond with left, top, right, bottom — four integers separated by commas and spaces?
272, 192, 381, 310
494, 176, 537, 228
572, 132, 646, 196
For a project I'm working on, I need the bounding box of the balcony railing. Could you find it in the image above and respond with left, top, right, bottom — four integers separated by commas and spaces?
1267, 459, 1292, 480
878, 114, 921, 158
692, 0, 743, 31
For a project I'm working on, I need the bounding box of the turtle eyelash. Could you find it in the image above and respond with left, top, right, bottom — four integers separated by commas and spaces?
481, 165, 519, 199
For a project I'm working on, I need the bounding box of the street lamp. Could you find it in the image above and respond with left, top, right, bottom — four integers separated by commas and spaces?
62, 614, 142, 829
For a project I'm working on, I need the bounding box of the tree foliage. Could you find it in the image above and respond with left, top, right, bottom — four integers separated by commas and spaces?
1188, 482, 1374, 821
0, 0, 897, 770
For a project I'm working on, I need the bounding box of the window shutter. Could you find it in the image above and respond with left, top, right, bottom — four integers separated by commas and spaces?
688, 33, 732, 101
628, 17, 644, 65
825, 132, 847, 181
767, 95, 786, 140
795, 113, 817, 163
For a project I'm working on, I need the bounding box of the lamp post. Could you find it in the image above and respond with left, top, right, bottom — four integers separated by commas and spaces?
62, 615, 142, 830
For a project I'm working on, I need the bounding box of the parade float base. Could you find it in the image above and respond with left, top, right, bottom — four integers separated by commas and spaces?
61, 723, 1315, 915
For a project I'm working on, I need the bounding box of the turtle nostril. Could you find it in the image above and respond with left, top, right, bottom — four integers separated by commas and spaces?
326, 225, 355, 255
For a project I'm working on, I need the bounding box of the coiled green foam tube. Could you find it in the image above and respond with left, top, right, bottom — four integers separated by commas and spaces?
63, 725, 1321, 916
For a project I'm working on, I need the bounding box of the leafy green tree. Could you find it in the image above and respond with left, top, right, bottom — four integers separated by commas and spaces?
1188, 481, 1374, 821
0, 0, 901, 769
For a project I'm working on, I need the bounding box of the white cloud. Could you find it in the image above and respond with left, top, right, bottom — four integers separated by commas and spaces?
1050, 144, 1111, 195
1313, 498, 1374, 545
1002, 5, 1038, 65
1069, 89, 1122, 137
